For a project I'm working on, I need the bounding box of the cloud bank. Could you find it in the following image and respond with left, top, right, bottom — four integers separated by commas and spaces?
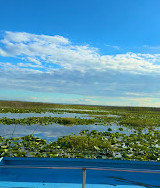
0, 31, 160, 105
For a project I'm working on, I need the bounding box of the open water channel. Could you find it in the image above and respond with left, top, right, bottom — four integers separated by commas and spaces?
0, 112, 138, 141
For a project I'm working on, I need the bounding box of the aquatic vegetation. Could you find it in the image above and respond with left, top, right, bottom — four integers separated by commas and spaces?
1, 111, 160, 128
2, 102, 160, 128
2, 100, 160, 128
0, 130, 160, 161
0, 116, 98, 125
118, 112, 160, 127
0, 130, 159, 161
108, 128, 112, 131
0, 108, 64, 114
0, 101, 160, 161
0, 107, 111, 115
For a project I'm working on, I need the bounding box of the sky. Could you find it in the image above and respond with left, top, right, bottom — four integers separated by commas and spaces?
0, 0, 160, 107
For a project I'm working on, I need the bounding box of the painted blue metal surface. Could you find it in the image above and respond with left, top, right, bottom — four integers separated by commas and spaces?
0, 157, 160, 188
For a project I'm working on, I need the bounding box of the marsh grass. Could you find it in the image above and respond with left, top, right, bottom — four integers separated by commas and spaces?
1, 101, 160, 128
1, 100, 160, 112
1, 109, 160, 127
118, 112, 160, 127
0, 116, 96, 125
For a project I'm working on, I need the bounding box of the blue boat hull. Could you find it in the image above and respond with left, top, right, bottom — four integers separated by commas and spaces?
0, 157, 160, 187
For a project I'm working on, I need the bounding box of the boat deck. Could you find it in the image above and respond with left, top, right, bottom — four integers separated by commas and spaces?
0, 157, 160, 187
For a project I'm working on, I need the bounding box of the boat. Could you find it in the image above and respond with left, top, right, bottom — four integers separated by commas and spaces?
0, 157, 160, 187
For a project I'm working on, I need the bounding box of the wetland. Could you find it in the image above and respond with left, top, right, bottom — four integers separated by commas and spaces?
0, 100, 160, 161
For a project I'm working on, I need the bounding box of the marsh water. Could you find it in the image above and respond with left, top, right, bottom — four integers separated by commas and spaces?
0, 122, 135, 141
0, 112, 159, 141
0, 112, 135, 141
0, 112, 93, 119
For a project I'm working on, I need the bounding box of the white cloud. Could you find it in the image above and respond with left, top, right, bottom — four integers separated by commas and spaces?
143, 45, 160, 51
0, 49, 8, 56
1, 31, 160, 74
126, 97, 153, 102
26, 57, 42, 65
1, 31, 160, 105
3, 31, 70, 44
125, 92, 147, 97
105, 44, 120, 50
17, 62, 42, 68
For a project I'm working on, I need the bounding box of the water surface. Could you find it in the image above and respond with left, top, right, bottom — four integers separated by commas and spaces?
0, 112, 93, 119
0, 123, 135, 141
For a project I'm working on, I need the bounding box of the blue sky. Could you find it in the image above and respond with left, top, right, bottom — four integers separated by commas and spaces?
0, 0, 160, 106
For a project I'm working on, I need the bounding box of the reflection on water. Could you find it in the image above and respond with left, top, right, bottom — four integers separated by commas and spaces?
0, 123, 135, 141
1, 112, 158, 142
0, 112, 130, 141
0, 112, 93, 119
